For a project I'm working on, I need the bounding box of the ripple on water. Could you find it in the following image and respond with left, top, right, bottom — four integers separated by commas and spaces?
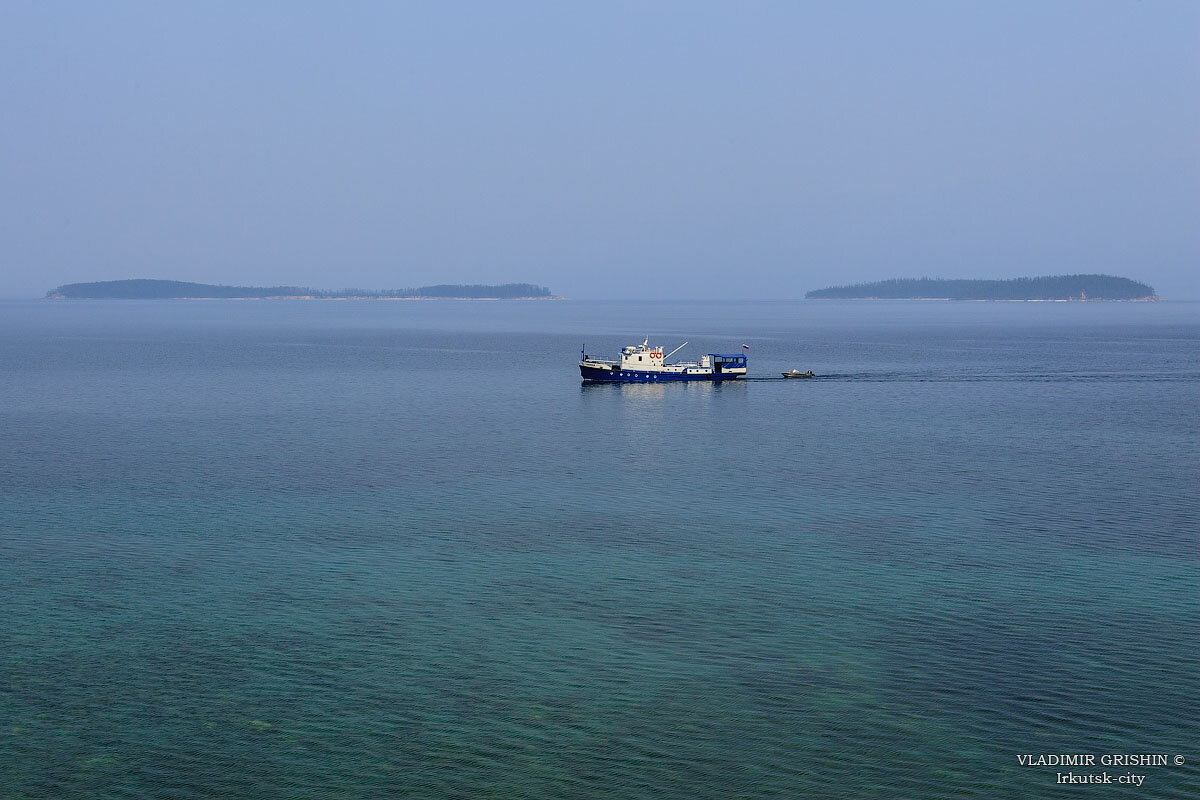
1, 301, 1197, 798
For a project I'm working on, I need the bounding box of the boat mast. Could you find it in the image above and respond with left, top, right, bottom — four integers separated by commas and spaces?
663, 342, 689, 361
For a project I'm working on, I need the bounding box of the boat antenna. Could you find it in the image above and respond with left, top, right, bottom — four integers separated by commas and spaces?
663, 341, 689, 361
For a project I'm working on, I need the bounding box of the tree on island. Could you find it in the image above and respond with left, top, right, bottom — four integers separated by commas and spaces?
805, 275, 1157, 301
47, 279, 555, 299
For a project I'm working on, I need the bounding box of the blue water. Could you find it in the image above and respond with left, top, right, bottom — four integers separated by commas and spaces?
1, 299, 1197, 798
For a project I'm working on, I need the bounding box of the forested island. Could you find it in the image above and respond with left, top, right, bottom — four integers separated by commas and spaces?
46, 279, 558, 300
806, 275, 1158, 301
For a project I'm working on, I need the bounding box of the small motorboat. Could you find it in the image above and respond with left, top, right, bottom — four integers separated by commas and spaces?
782, 369, 815, 379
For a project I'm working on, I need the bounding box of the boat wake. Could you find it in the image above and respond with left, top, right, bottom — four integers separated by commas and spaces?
748, 370, 1198, 383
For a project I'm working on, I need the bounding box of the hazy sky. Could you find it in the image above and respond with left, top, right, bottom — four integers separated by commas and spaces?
2, 1, 1197, 299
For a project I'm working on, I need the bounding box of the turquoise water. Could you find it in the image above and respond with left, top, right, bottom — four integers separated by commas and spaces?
1, 300, 1197, 798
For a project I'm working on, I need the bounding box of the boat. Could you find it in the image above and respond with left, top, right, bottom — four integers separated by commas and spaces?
782, 369, 815, 379
579, 339, 748, 382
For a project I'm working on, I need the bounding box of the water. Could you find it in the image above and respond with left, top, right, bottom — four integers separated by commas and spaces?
1, 299, 1197, 798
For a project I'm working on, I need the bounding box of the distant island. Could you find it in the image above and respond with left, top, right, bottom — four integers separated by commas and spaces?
46, 279, 558, 300
806, 274, 1158, 301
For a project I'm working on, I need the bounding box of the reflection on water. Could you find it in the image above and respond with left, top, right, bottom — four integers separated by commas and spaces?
579, 379, 749, 399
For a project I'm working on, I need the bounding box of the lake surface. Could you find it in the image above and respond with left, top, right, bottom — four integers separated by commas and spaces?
1, 299, 1197, 798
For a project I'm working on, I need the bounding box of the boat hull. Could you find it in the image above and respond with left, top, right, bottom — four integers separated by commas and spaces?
580, 365, 743, 382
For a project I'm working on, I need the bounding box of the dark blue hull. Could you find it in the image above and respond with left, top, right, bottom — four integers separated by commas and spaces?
580, 365, 743, 382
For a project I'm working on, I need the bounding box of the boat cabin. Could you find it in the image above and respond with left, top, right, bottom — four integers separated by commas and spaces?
710, 354, 748, 374
619, 340, 665, 369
